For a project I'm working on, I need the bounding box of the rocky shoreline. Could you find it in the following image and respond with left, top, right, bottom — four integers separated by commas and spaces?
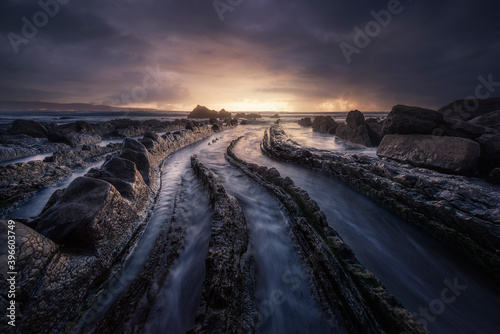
0, 121, 235, 333
226, 137, 427, 333
262, 125, 500, 278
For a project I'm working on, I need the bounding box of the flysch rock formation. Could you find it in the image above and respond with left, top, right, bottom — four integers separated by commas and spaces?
226, 136, 428, 333
0, 122, 235, 334
189, 156, 255, 334
262, 125, 500, 279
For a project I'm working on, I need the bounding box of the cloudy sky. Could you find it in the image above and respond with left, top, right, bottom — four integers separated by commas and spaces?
0, 0, 499, 112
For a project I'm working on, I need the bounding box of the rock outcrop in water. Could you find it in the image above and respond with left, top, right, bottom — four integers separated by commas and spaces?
298, 117, 313, 127
335, 110, 374, 146
8, 119, 49, 138
262, 125, 500, 278
0, 122, 236, 333
312, 115, 338, 134
226, 137, 428, 333
190, 156, 255, 333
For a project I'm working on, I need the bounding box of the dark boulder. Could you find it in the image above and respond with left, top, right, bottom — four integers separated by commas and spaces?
377, 134, 481, 175
365, 118, 384, 146
119, 138, 152, 185
469, 110, 500, 132
383, 105, 484, 139
298, 117, 313, 127
88, 156, 150, 205
212, 123, 220, 131
33, 176, 135, 256
439, 97, 500, 121
270, 113, 280, 119
8, 120, 48, 138
312, 116, 338, 134
188, 105, 218, 119
335, 110, 373, 146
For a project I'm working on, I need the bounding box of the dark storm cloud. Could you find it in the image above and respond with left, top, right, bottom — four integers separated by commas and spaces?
0, 0, 499, 110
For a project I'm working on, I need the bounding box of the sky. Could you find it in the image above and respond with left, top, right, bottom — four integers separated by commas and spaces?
0, 0, 499, 112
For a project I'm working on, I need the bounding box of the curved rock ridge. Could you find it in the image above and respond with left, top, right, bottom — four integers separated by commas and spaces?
225, 137, 428, 334
189, 156, 255, 334
262, 125, 500, 278
0, 123, 236, 333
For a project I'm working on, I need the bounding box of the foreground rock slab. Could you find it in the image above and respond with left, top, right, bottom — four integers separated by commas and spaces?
377, 134, 481, 175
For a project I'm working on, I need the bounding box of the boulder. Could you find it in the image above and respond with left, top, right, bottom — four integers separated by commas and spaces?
365, 118, 384, 146
212, 124, 220, 131
48, 132, 102, 147
119, 138, 152, 185
8, 120, 48, 138
298, 117, 313, 127
312, 116, 338, 134
88, 156, 150, 205
439, 97, 500, 121
377, 134, 481, 175
335, 110, 373, 146
270, 113, 280, 119
33, 177, 135, 257
218, 109, 231, 119
469, 110, 500, 132
383, 105, 485, 139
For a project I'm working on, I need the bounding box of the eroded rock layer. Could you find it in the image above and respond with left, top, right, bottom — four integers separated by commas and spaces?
262, 125, 500, 278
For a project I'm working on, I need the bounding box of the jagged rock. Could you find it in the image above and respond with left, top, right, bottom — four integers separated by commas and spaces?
439, 97, 500, 121
188, 105, 219, 119
87, 157, 150, 207
33, 177, 135, 259
190, 156, 255, 333
218, 109, 231, 119
469, 110, 500, 132
335, 110, 373, 146
487, 168, 500, 185
212, 123, 220, 131
48, 132, 102, 147
8, 120, 48, 138
312, 116, 338, 134
0, 162, 71, 214
377, 134, 481, 175
119, 138, 151, 186
384, 105, 485, 139
298, 117, 313, 127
